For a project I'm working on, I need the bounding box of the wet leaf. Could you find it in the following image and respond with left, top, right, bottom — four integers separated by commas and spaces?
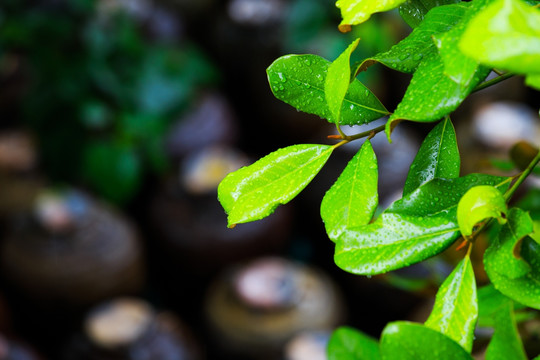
432, 0, 492, 88
380, 321, 474, 359
403, 117, 460, 196
485, 302, 528, 360
267, 54, 389, 125
459, 0, 540, 85
386, 52, 490, 134
336, 0, 408, 32
457, 185, 508, 237
398, 0, 461, 28
218, 144, 333, 227
359, 3, 469, 74
335, 174, 509, 275
328, 326, 381, 360
326, 38, 360, 124
484, 208, 540, 309
321, 140, 378, 242
425, 256, 477, 352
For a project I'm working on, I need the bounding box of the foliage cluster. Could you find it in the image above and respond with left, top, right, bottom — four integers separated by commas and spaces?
218, 0, 540, 358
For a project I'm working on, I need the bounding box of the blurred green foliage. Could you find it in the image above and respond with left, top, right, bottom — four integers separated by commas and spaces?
0, 0, 218, 203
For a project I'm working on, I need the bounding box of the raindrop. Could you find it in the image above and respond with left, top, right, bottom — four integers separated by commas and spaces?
398, 52, 410, 61
413, 53, 423, 61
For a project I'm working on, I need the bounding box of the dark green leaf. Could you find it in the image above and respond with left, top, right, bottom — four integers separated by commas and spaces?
425, 256, 477, 352
485, 302, 528, 360
327, 326, 381, 360
336, 0, 408, 32
459, 0, 540, 88
82, 141, 141, 204
326, 38, 360, 124
321, 140, 378, 242
477, 284, 529, 327
403, 117, 460, 196
218, 144, 333, 227
380, 321, 474, 360
398, 0, 461, 28
335, 174, 509, 275
457, 185, 508, 237
484, 208, 540, 309
359, 3, 469, 74
267, 54, 389, 125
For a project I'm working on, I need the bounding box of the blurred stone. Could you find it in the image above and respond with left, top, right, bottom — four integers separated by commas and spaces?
228, 0, 286, 26
205, 256, 345, 358
283, 330, 330, 360
64, 297, 201, 360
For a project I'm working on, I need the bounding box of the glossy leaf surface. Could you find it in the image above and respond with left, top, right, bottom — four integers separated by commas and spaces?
326, 38, 360, 124
267, 54, 389, 125
387, 52, 490, 132
425, 256, 477, 352
380, 321, 473, 360
403, 118, 460, 196
398, 0, 461, 28
432, 0, 491, 87
336, 0, 407, 32
335, 174, 509, 274
485, 302, 528, 360
459, 0, 540, 80
327, 326, 381, 360
361, 3, 468, 74
218, 144, 333, 227
484, 208, 540, 309
321, 140, 378, 242
457, 185, 508, 237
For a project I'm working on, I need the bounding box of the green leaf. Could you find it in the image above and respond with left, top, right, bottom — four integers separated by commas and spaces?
459, 0, 540, 78
457, 185, 508, 237
321, 140, 378, 242
403, 117, 460, 196
525, 73, 540, 90
398, 0, 461, 28
380, 321, 474, 360
432, 0, 492, 88
328, 326, 381, 360
424, 256, 477, 352
485, 302, 528, 360
267, 54, 389, 125
477, 284, 512, 327
484, 208, 540, 309
335, 174, 510, 275
360, 3, 470, 74
386, 51, 490, 135
218, 144, 333, 227
336, 0, 408, 32
326, 38, 360, 125
82, 141, 141, 204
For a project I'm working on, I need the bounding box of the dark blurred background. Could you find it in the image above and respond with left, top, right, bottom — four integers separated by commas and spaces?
0, 0, 539, 359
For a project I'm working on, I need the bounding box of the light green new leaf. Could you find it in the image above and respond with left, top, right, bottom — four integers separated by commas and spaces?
335, 174, 510, 275
425, 256, 477, 352
267, 54, 389, 126
398, 0, 461, 28
457, 185, 508, 237
485, 302, 528, 360
218, 144, 333, 227
327, 326, 381, 360
525, 73, 540, 90
336, 0, 408, 32
326, 38, 360, 125
321, 140, 378, 242
358, 3, 469, 75
387, 51, 490, 136
380, 321, 474, 360
484, 208, 540, 309
403, 118, 460, 196
459, 0, 540, 81
432, 0, 491, 87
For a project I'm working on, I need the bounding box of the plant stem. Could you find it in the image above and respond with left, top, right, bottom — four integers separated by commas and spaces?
330, 123, 386, 148
473, 72, 515, 93
504, 149, 540, 201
